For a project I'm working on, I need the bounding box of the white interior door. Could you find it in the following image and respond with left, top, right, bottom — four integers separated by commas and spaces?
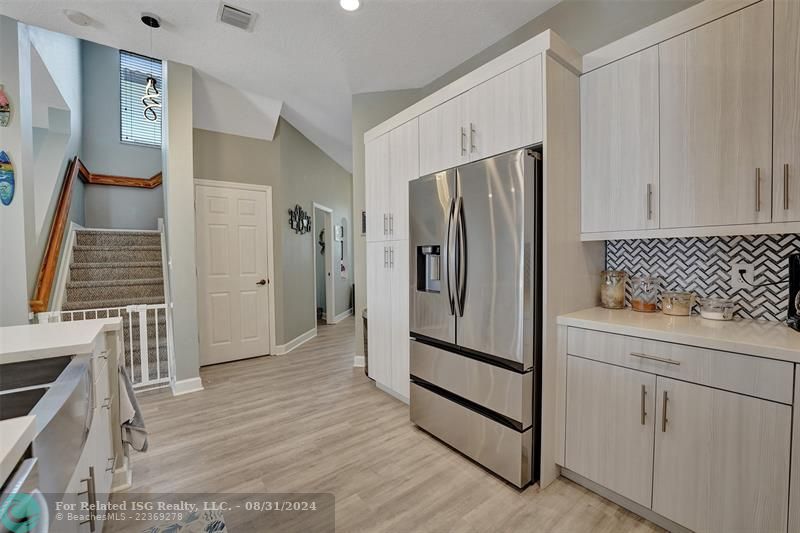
195, 184, 271, 365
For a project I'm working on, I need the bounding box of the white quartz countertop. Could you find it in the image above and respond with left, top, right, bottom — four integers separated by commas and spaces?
557, 307, 800, 363
0, 318, 121, 364
0, 416, 36, 487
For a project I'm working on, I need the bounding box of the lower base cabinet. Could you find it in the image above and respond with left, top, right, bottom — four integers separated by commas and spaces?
565, 356, 655, 508
564, 352, 792, 533
653, 377, 791, 533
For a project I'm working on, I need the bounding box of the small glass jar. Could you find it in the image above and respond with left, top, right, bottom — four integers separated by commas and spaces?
699, 297, 736, 321
662, 291, 695, 316
630, 275, 660, 313
600, 271, 627, 309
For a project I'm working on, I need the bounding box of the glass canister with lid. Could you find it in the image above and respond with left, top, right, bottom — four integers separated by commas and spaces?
600, 270, 627, 309
699, 297, 736, 321
630, 275, 660, 313
661, 291, 696, 316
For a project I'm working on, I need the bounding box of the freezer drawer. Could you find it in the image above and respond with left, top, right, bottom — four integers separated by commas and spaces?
410, 340, 532, 428
410, 382, 532, 488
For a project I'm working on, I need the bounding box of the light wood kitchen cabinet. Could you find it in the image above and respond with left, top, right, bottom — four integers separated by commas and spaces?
365, 134, 390, 242
387, 119, 418, 241
419, 96, 468, 177
366, 241, 409, 401
773, 0, 800, 222
467, 55, 543, 161
366, 119, 418, 242
580, 47, 659, 233
418, 55, 543, 176
389, 243, 410, 399
565, 356, 656, 508
652, 376, 791, 533
658, 0, 773, 228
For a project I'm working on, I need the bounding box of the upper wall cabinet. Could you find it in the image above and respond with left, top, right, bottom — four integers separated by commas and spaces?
418, 55, 543, 176
365, 118, 418, 243
419, 96, 469, 177
467, 54, 543, 161
773, 0, 800, 222
581, 47, 659, 233
659, 0, 773, 228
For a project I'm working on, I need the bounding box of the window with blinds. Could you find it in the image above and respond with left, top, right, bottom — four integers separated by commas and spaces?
120, 50, 163, 147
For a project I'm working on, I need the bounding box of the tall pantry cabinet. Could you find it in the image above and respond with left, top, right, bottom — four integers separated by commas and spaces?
365, 118, 418, 401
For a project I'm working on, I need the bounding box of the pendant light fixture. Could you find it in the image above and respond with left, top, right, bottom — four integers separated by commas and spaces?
140, 13, 162, 122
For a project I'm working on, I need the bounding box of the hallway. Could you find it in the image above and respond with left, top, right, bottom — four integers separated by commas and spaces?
116, 317, 659, 532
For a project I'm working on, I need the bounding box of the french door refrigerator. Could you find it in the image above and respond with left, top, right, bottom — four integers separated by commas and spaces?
408, 147, 542, 488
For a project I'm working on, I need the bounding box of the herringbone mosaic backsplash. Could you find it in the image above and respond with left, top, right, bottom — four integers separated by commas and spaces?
605, 234, 800, 322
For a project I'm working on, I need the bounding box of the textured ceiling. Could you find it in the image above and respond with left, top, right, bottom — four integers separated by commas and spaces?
0, 0, 562, 171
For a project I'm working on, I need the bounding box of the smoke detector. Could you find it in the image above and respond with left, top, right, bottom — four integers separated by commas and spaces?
218, 3, 257, 31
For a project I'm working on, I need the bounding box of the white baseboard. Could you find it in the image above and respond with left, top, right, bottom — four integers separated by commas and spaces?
353, 355, 365, 367
171, 377, 204, 396
274, 327, 317, 355
331, 308, 354, 324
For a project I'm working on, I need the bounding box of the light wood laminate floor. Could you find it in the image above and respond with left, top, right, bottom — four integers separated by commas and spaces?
116, 318, 661, 532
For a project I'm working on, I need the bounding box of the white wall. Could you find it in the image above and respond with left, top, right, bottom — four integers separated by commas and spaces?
162, 61, 201, 385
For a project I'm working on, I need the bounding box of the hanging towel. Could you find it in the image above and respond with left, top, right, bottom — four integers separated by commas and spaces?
119, 365, 149, 452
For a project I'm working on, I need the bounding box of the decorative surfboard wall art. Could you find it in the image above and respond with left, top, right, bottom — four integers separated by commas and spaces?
0, 151, 15, 205
0, 85, 10, 127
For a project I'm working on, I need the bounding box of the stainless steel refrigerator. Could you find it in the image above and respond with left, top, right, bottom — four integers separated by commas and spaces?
408, 147, 542, 488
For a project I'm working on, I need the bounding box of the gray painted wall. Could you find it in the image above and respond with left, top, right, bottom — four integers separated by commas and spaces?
194, 117, 353, 346
80, 41, 163, 230
350, 0, 702, 356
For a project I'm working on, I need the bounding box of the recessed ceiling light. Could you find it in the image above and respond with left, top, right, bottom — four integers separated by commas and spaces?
339, 0, 360, 12
64, 10, 93, 27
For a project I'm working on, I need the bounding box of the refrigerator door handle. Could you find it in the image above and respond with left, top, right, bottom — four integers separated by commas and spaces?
455, 196, 467, 317
445, 198, 456, 316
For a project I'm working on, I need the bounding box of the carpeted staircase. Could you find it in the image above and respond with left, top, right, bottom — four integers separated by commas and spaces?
63, 229, 170, 385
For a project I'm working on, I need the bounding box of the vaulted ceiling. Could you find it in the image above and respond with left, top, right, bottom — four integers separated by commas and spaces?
0, 0, 562, 171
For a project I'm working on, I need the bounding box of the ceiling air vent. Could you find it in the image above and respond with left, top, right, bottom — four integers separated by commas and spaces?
218, 3, 256, 31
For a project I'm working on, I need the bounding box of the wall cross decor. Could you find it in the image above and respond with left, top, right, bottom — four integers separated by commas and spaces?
288, 204, 312, 234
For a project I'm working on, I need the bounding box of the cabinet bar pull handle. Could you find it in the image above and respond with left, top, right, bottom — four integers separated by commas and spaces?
785, 163, 790, 211
630, 352, 680, 365
389, 214, 394, 235
384, 247, 388, 268
641, 384, 647, 425
661, 391, 669, 433
470, 123, 476, 153
755, 168, 761, 212
390, 247, 394, 268
383, 214, 387, 235
460, 126, 467, 156
646, 184, 653, 220
79, 467, 97, 531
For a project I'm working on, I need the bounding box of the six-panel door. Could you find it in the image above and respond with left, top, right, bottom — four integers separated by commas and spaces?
581, 46, 659, 233
565, 356, 656, 508
658, 0, 773, 228
653, 376, 792, 533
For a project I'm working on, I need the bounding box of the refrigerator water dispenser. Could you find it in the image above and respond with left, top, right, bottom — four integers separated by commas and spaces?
417, 245, 441, 293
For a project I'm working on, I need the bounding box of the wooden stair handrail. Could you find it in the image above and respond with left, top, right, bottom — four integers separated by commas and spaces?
29, 157, 162, 313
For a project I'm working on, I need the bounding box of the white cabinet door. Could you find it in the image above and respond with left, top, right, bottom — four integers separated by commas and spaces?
388, 119, 418, 241
365, 135, 390, 242
467, 55, 543, 161
659, 0, 773, 228
653, 377, 791, 533
418, 96, 468, 176
581, 47, 659, 233
389, 242, 409, 400
565, 356, 656, 508
366, 242, 391, 388
773, 0, 800, 222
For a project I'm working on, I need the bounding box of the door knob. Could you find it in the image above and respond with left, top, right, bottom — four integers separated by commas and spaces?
257, 279, 267, 286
